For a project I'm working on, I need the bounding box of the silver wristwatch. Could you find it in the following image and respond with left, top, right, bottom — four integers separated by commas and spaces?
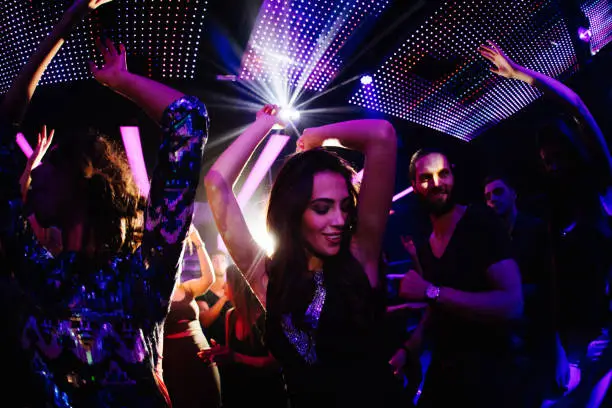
425, 284, 441, 302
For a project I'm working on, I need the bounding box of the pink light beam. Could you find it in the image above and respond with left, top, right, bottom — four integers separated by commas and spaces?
120, 126, 150, 197
16, 132, 33, 158
218, 134, 290, 252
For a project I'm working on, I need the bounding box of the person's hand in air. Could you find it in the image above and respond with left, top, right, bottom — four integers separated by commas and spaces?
478, 40, 520, 79
89, 38, 128, 89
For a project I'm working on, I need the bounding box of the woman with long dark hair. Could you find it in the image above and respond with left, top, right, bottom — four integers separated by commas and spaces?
0, 1, 209, 404
205, 105, 405, 407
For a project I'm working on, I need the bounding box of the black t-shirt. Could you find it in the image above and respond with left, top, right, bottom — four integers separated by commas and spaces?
417, 205, 515, 355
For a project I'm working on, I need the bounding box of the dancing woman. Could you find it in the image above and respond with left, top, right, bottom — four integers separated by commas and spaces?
205, 105, 406, 407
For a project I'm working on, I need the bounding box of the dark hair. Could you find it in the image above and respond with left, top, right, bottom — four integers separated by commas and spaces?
225, 264, 263, 343
265, 148, 359, 323
45, 132, 143, 254
536, 116, 589, 163
483, 174, 515, 191
408, 147, 451, 182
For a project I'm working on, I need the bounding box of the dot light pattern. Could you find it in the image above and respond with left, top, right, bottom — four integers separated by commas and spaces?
240, 0, 390, 92
103, 0, 208, 80
350, 0, 579, 141
0, 0, 97, 93
0, 0, 208, 93
580, 0, 612, 55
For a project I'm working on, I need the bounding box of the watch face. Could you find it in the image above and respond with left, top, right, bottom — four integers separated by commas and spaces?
426, 285, 439, 299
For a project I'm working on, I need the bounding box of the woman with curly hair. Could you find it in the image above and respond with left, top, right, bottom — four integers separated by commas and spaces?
0, 0, 209, 406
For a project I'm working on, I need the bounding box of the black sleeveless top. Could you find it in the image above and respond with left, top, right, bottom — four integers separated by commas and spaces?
265, 256, 405, 407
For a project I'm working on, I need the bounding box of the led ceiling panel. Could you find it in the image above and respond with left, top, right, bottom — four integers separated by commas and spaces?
580, 0, 612, 54
0, 0, 208, 93
107, 0, 208, 80
239, 0, 391, 92
0, 0, 96, 93
350, 0, 579, 141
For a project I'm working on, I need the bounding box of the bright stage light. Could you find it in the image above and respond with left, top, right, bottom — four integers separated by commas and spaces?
360, 75, 373, 85
279, 107, 301, 122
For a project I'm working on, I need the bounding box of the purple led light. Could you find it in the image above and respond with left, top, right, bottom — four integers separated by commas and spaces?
580, 0, 612, 54
349, 0, 579, 141
578, 26, 593, 42
239, 0, 390, 93
361, 75, 373, 85
0, 0, 208, 92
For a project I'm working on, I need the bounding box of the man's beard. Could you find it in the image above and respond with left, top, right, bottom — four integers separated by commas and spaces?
418, 187, 456, 217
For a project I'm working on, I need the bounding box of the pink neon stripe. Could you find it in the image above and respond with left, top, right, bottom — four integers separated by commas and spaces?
393, 186, 413, 202
237, 134, 290, 206
120, 126, 150, 197
16, 133, 33, 158
218, 134, 290, 252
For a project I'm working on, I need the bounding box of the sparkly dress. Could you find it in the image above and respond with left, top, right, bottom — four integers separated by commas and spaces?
0, 96, 208, 407
265, 256, 407, 407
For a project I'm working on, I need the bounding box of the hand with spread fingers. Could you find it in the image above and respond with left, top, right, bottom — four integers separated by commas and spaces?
89, 38, 128, 89
478, 40, 519, 79
20, 125, 55, 202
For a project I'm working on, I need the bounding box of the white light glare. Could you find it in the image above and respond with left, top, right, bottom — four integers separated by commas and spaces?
279, 107, 301, 122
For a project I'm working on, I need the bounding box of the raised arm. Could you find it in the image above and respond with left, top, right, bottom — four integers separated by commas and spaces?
297, 120, 397, 287
204, 106, 282, 307
91, 40, 209, 304
479, 40, 612, 179
182, 226, 215, 298
90, 39, 183, 123
0, 0, 112, 125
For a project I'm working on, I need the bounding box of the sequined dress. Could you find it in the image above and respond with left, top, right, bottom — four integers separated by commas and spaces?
265, 259, 406, 408
0, 96, 208, 407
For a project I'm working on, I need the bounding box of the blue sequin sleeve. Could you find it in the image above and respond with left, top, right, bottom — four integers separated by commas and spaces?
141, 96, 209, 315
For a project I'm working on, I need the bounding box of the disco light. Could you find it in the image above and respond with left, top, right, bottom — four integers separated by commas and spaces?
350, 0, 579, 141
15, 132, 33, 159
279, 107, 301, 122
0, 0, 208, 93
108, 0, 208, 80
360, 75, 373, 85
580, 0, 612, 55
239, 0, 391, 93
578, 26, 593, 42
0, 0, 97, 93
120, 126, 150, 197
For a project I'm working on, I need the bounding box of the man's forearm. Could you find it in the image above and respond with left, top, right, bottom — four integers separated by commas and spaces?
437, 287, 523, 320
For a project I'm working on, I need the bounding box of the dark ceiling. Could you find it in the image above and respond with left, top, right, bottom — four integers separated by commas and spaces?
2, 0, 611, 264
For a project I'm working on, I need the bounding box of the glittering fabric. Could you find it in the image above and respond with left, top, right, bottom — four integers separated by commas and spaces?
0, 96, 208, 407
280, 270, 326, 365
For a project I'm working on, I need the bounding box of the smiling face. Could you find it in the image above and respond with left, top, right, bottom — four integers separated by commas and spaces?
412, 152, 456, 216
301, 171, 352, 258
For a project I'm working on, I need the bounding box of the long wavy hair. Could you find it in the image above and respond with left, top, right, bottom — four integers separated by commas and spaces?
266, 148, 360, 326
45, 131, 144, 255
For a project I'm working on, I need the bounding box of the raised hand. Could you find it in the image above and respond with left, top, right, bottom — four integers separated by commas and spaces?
70, 0, 113, 12
89, 38, 128, 88
295, 127, 326, 153
186, 225, 203, 255
29, 125, 55, 170
478, 40, 518, 79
